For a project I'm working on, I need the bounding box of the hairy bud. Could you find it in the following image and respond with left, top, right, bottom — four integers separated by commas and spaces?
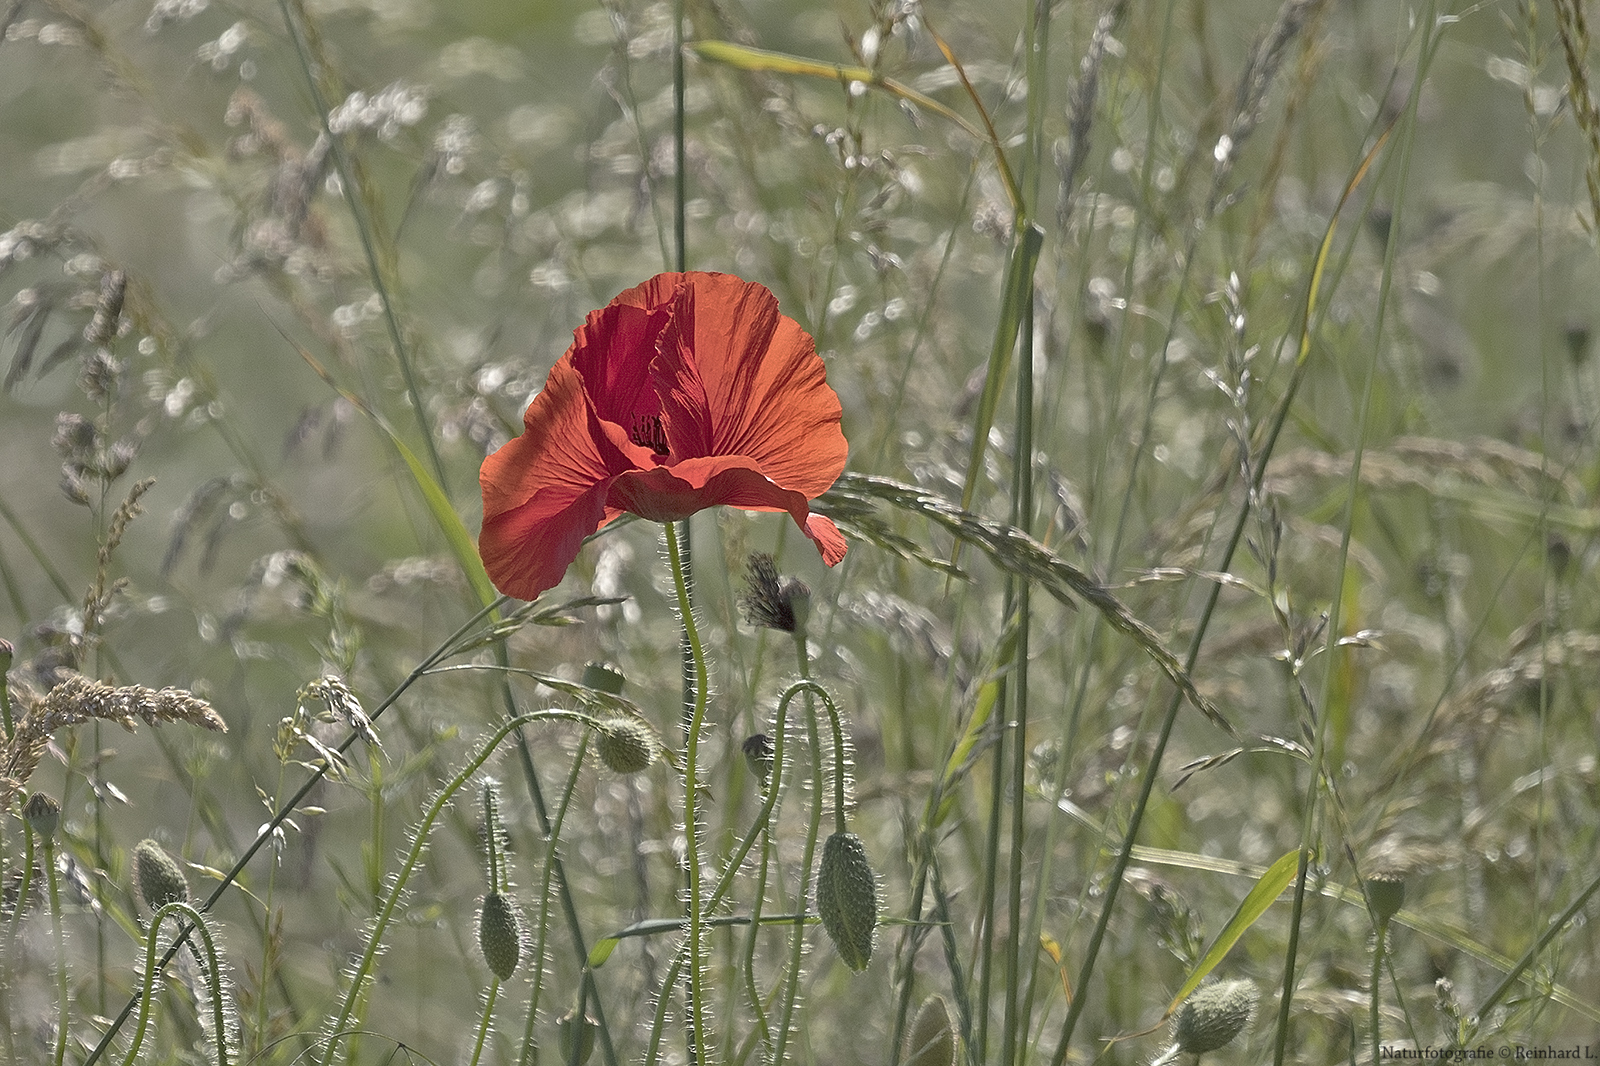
595, 718, 656, 775
477, 891, 523, 980
816, 831, 877, 971
133, 838, 188, 911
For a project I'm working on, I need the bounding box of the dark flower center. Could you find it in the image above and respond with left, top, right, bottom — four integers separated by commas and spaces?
630, 414, 670, 456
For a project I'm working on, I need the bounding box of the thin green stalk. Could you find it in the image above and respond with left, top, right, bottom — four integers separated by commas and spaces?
740, 737, 786, 1054
520, 734, 592, 1066
664, 519, 710, 1066
467, 981, 500, 1066
740, 643, 810, 1055
644, 680, 840, 1066
974, 700, 1005, 1065
44, 834, 67, 1066
0, 640, 13, 739
1001, 310, 1035, 1066
1048, 112, 1390, 1062
770, 684, 831, 1066
674, 0, 687, 275
1369, 918, 1388, 1065
1, 818, 31, 1064
490, 645, 621, 1066
1002, 1, 1049, 1052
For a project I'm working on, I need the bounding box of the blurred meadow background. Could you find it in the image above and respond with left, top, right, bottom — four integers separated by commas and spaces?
5, 0, 1600, 1062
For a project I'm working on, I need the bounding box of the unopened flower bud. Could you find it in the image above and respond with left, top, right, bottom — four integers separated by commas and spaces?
1364, 873, 1406, 923
816, 831, 877, 971
23, 792, 60, 842
581, 662, 625, 695
477, 891, 523, 980
742, 733, 775, 784
904, 994, 956, 1066
557, 1010, 598, 1066
1171, 979, 1255, 1055
594, 718, 656, 775
133, 838, 188, 911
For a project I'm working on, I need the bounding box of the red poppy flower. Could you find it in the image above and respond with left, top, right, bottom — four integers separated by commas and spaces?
479, 271, 849, 601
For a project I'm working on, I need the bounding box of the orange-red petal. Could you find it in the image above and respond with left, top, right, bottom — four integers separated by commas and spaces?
654, 274, 847, 496
478, 271, 850, 599
606, 456, 846, 566
478, 359, 625, 600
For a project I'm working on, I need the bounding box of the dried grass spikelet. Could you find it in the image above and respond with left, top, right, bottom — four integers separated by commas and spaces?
1, 672, 226, 807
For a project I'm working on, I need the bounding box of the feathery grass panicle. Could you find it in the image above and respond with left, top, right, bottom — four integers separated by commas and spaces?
2, 673, 225, 807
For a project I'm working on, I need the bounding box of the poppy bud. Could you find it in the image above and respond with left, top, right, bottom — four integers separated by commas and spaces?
816, 831, 877, 971
904, 994, 956, 1066
133, 838, 188, 911
1171, 979, 1255, 1055
23, 792, 60, 842
594, 718, 656, 775
742, 733, 775, 784
581, 662, 625, 695
477, 891, 523, 980
1364, 873, 1405, 923
557, 1009, 598, 1066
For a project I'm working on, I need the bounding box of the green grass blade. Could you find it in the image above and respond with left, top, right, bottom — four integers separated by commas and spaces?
956, 224, 1044, 518
690, 40, 987, 145
1165, 849, 1299, 1014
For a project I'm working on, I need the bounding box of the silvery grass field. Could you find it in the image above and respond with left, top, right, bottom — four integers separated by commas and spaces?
3, 0, 1600, 1062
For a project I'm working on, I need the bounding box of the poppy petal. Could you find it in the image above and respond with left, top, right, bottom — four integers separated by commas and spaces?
479, 359, 629, 599
803, 513, 848, 567
654, 273, 847, 496
567, 295, 671, 438
607, 457, 846, 566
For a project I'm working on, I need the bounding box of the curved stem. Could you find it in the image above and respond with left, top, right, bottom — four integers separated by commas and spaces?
772, 682, 832, 1065
319, 709, 597, 1066
664, 519, 710, 1065
121, 902, 230, 1066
